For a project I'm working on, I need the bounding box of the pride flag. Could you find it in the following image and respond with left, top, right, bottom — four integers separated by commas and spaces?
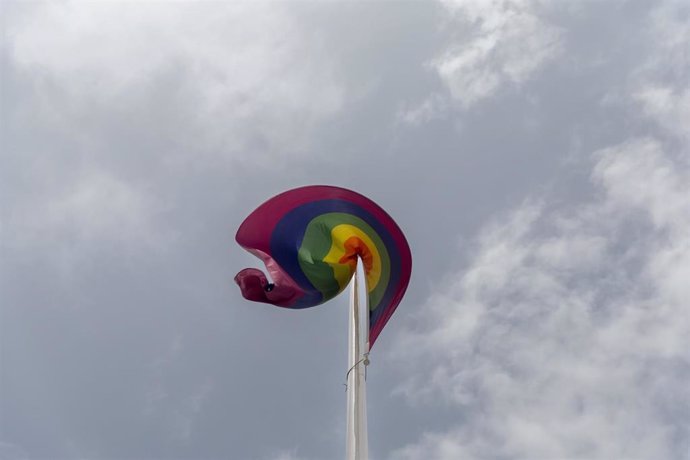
235, 185, 412, 346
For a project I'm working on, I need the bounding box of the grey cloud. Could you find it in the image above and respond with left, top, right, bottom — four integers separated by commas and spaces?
2, 1, 688, 459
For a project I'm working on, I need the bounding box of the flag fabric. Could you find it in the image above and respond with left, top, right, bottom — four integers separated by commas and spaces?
234, 185, 412, 346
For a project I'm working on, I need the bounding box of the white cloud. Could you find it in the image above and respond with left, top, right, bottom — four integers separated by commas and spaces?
400, 0, 561, 121
391, 136, 690, 460
438, 0, 562, 102
634, 85, 690, 139
393, 4, 690, 456
3, 1, 345, 263
397, 93, 449, 126
6, 2, 344, 163
631, 2, 689, 140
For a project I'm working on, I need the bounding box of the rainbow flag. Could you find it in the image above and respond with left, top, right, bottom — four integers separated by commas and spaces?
235, 185, 412, 346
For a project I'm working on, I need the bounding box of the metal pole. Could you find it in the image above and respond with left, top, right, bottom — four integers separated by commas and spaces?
346, 260, 369, 460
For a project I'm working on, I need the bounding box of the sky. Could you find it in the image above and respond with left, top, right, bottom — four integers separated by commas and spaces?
1, 1, 689, 459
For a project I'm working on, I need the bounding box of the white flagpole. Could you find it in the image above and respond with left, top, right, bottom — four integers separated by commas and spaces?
346, 259, 369, 460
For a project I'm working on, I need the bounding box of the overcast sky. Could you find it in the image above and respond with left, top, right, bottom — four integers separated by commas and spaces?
1, 1, 689, 459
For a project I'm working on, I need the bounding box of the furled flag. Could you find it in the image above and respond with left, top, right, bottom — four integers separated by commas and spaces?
234, 185, 412, 346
